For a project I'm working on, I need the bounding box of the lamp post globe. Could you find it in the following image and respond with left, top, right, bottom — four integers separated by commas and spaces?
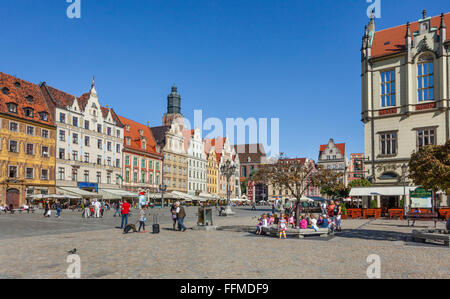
220, 160, 236, 216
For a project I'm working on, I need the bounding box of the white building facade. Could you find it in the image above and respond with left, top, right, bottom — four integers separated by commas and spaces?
41, 80, 124, 194
185, 128, 207, 195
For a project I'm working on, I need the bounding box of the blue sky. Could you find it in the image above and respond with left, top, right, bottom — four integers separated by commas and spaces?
1, 0, 448, 160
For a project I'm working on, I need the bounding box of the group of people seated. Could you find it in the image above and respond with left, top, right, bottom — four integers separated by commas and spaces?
256, 212, 334, 236
0, 204, 33, 214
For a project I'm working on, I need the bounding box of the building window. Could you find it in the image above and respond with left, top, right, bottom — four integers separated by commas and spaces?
9, 166, 18, 178
85, 136, 90, 147
116, 159, 120, 168
73, 116, 78, 127
41, 146, 49, 158
134, 171, 138, 183
141, 171, 146, 183
107, 157, 111, 166
84, 120, 90, 130
7, 103, 17, 113
149, 161, 153, 169
60, 113, 66, 123
116, 130, 120, 138
59, 148, 65, 160
59, 130, 66, 141
72, 169, 78, 181
141, 159, 146, 168
72, 133, 78, 144
418, 60, 434, 102
107, 172, 111, 184
72, 150, 78, 161
125, 155, 130, 165
380, 132, 397, 156
9, 121, 18, 132
58, 168, 65, 180
41, 169, 49, 180
142, 141, 146, 149
107, 142, 112, 151
39, 112, 48, 121
24, 108, 34, 118
126, 170, 130, 182
26, 168, 34, 179
9, 140, 18, 153
116, 144, 120, 153
381, 70, 396, 107
134, 157, 138, 167
107, 127, 112, 136
42, 129, 49, 138
97, 172, 101, 183
84, 170, 89, 182
417, 128, 436, 149
26, 143, 34, 155
98, 139, 102, 149
97, 124, 102, 133
27, 126, 34, 136
84, 152, 89, 163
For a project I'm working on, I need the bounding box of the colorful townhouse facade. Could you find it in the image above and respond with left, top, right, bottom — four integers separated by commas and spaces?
118, 116, 163, 193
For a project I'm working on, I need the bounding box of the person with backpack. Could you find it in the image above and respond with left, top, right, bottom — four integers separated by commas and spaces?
120, 200, 131, 229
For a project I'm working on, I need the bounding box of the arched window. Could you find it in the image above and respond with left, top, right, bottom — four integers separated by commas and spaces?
417, 54, 434, 102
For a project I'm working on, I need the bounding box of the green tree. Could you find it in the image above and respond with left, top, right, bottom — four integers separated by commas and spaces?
348, 178, 372, 188
408, 139, 450, 194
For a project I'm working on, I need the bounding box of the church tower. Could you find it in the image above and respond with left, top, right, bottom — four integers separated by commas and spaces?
163, 85, 184, 127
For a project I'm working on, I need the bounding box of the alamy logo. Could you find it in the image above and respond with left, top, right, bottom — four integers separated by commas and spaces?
66, 0, 81, 19
66, 254, 81, 278
366, 254, 381, 279
366, 0, 381, 19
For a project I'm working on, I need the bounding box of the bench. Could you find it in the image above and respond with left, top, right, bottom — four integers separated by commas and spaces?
388, 209, 404, 220
406, 212, 439, 228
261, 226, 331, 239
412, 229, 450, 247
363, 209, 381, 219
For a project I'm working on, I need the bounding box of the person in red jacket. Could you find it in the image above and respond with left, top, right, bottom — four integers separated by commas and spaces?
120, 200, 131, 229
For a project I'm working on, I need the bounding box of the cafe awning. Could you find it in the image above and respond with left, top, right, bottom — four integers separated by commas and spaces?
56, 187, 101, 198
349, 186, 418, 197
99, 189, 138, 199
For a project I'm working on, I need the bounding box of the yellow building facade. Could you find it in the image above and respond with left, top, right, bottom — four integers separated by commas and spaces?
206, 149, 218, 195
0, 73, 56, 208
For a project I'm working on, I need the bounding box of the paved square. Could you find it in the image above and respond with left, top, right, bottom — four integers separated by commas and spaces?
0, 207, 449, 279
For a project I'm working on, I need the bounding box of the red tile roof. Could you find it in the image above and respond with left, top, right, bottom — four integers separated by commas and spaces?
319, 143, 345, 157
234, 144, 266, 164
204, 137, 227, 155
372, 13, 449, 59
0, 72, 54, 126
118, 115, 161, 158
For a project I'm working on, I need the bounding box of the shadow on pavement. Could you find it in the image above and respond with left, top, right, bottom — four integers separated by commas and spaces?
336, 229, 410, 242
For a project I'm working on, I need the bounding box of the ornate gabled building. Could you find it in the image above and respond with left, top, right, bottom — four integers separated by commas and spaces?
40, 78, 124, 195
118, 116, 162, 193
317, 138, 348, 185
0, 72, 56, 208
359, 10, 450, 209
151, 86, 188, 193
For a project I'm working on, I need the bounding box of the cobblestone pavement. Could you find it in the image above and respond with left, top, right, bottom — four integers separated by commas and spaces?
0, 208, 449, 279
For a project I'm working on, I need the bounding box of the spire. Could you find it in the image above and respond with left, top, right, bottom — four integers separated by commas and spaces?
422, 9, 427, 20
90, 75, 97, 95
405, 22, 411, 38
167, 85, 181, 114
440, 13, 447, 29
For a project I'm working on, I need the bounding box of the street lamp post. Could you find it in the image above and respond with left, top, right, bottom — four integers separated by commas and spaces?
159, 156, 167, 208
401, 163, 408, 216
220, 160, 236, 216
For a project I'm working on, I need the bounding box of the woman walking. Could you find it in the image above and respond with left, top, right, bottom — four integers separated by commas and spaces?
170, 203, 177, 230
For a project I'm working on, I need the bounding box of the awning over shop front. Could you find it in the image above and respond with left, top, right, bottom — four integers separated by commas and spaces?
56, 187, 101, 198
349, 186, 418, 197
99, 189, 138, 199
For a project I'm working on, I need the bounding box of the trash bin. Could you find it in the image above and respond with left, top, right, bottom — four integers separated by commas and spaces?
198, 207, 213, 226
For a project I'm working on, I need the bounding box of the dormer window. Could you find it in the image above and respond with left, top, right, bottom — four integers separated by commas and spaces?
139, 129, 144, 136
26, 95, 34, 103
142, 140, 146, 150
126, 125, 130, 131
39, 112, 48, 121
2, 87, 10, 95
24, 108, 34, 118
126, 138, 131, 146
14, 82, 21, 88
6, 103, 17, 113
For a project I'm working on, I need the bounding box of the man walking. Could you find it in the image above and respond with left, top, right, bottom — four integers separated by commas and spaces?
56, 201, 62, 218
175, 201, 187, 232
120, 200, 130, 229
113, 201, 121, 217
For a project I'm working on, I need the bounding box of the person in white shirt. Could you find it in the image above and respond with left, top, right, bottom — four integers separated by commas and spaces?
94, 199, 101, 218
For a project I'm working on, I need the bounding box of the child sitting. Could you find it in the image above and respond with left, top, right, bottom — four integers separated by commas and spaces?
256, 216, 263, 235
299, 216, 308, 229
288, 214, 295, 228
